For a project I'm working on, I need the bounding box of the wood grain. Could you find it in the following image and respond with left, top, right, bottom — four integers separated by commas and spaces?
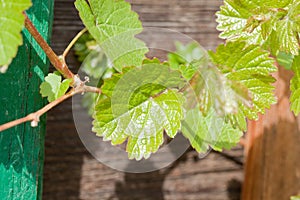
0, 1, 53, 199
242, 66, 300, 199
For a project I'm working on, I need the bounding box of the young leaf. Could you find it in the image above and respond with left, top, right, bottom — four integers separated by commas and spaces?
216, 0, 252, 40
187, 64, 251, 118
168, 42, 208, 80
93, 63, 186, 160
101, 63, 186, 98
240, 0, 292, 9
75, 0, 148, 71
93, 89, 185, 160
217, 0, 300, 55
209, 41, 277, 121
276, 2, 300, 55
40, 72, 71, 102
290, 55, 300, 115
182, 108, 243, 153
0, 0, 32, 72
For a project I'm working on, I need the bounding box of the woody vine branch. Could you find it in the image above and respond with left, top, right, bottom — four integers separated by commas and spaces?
0, 13, 101, 132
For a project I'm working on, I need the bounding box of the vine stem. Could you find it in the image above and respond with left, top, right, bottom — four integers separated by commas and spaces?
23, 12, 75, 81
1, 15, 102, 132
0, 86, 101, 132
62, 28, 87, 58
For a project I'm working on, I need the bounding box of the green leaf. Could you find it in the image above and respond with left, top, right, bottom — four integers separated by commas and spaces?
75, 0, 148, 71
276, 2, 300, 55
290, 55, 300, 115
93, 63, 186, 160
276, 51, 294, 70
240, 0, 292, 9
291, 196, 300, 200
208, 41, 277, 126
142, 57, 168, 65
40, 72, 71, 102
81, 49, 110, 80
0, 0, 32, 72
216, 0, 300, 55
187, 64, 251, 118
181, 108, 243, 153
216, 0, 252, 40
93, 89, 185, 160
101, 63, 186, 98
168, 42, 208, 80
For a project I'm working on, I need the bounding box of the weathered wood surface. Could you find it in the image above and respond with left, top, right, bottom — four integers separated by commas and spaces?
242, 66, 300, 199
0, 1, 53, 199
43, 0, 244, 199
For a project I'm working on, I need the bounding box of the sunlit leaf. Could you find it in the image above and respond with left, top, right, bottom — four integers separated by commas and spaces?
291, 196, 300, 200
40, 72, 71, 102
182, 108, 243, 153
0, 0, 32, 72
93, 63, 185, 160
93, 89, 185, 160
75, 0, 148, 71
168, 42, 208, 80
290, 55, 300, 115
217, 0, 300, 55
208, 41, 277, 129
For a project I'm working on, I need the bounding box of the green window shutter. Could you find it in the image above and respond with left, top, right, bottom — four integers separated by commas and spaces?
0, 0, 54, 199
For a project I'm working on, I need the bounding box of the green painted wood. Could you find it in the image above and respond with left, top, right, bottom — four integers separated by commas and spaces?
0, 0, 54, 199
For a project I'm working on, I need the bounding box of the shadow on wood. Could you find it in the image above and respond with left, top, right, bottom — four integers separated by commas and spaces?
242, 66, 300, 199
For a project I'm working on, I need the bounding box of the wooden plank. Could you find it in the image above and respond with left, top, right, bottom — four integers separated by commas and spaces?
0, 1, 54, 199
242, 67, 300, 199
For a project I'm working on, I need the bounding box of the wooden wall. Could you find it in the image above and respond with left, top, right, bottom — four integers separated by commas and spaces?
43, 0, 244, 199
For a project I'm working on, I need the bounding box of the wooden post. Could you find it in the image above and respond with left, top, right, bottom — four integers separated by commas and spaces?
242, 66, 300, 199
0, 0, 53, 199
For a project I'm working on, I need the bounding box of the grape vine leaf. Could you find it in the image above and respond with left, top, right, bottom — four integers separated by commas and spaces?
276, 2, 300, 55
291, 196, 300, 200
216, 0, 300, 55
290, 55, 300, 115
208, 41, 277, 127
101, 63, 186, 98
93, 63, 185, 160
0, 0, 32, 72
167, 42, 249, 132
171, 42, 245, 151
80, 49, 110, 80
181, 108, 242, 153
240, 0, 292, 9
75, 0, 148, 72
187, 64, 251, 119
93, 90, 185, 160
40, 72, 71, 102
168, 42, 208, 80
